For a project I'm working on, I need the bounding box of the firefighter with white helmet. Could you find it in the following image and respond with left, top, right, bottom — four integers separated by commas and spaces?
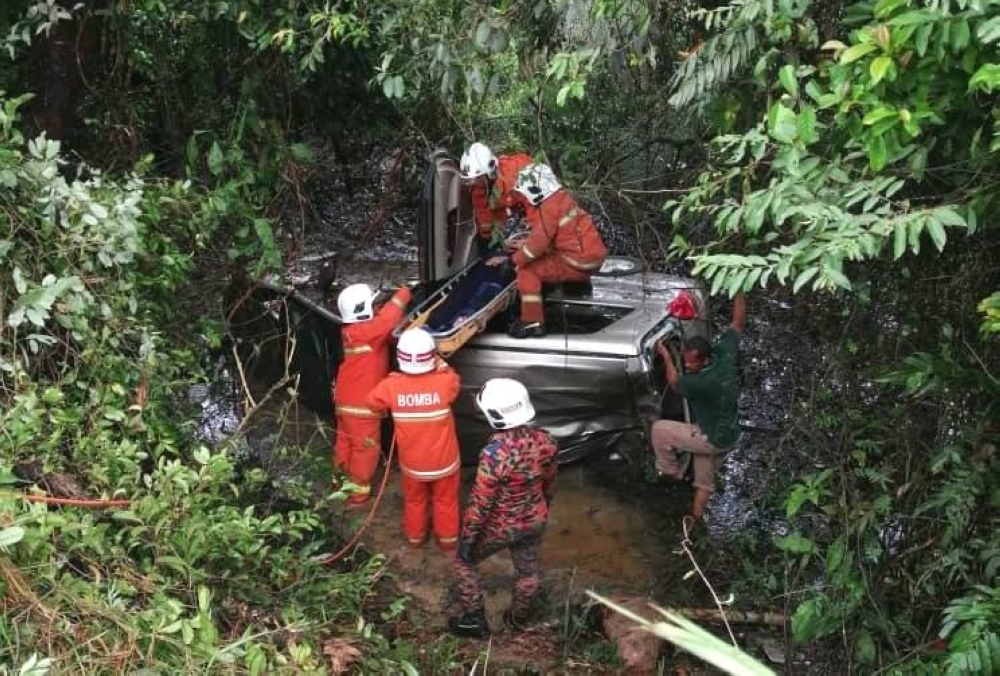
333, 283, 411, 506
488, 162, 608, 338
368, 328, 462, 549
459, 142, 532, 250
448, 378, 559, 638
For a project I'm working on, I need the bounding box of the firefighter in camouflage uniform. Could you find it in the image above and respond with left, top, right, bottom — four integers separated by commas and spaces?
448, 378, 559, 638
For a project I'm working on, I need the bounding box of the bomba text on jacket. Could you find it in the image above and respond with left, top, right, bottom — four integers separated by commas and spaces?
397, 392, 442, 407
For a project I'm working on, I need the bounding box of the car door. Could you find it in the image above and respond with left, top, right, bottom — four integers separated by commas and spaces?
419, 150, 478, 283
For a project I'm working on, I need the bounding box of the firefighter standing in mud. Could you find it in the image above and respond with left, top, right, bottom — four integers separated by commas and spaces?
488, 163, 608, 339
460, 142, 532, 252
332, 283, 411, 506
368, 328, 462, 550
448, 378, 559, 638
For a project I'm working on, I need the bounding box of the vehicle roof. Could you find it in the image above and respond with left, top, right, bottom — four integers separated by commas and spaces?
463, 271, 707, 358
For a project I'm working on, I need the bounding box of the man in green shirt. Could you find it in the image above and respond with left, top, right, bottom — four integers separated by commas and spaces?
653, 292, 746, 521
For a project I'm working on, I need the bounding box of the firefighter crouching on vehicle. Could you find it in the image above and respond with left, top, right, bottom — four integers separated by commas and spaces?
368, 328, 462, 550
488, 163, 608, 339
448, 378, 559, 638
460, 142, 532, 252
333, 283, 411, 506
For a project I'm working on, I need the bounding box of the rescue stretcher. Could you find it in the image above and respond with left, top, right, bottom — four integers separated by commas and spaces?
397, 257, 517, 358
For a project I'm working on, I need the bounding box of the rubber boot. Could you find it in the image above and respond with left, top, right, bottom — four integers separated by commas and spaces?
448, 608, 490, 639
503, 597, 545, 631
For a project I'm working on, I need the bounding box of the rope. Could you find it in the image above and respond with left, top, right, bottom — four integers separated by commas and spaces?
0, 491, 130, 508
318, 434, 397, 565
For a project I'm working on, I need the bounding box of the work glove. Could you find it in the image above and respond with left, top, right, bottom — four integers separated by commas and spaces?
456, 539, 475, 565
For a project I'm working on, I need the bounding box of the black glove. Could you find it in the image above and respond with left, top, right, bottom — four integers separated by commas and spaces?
456, 539, 475, 564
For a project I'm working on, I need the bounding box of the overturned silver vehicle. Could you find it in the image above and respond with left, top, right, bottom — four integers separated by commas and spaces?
242, 152, 710, 463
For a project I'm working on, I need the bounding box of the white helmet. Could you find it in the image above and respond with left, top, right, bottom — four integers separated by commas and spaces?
514, 163, 561, 206
397, 328, 437, 374
338, 284, 374, 324
460, 142, 497, 180
476, 378, 536, 429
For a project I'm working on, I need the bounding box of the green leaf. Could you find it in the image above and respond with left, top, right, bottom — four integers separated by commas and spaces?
767, 103, 798, 143
935, 207, 966, 228
207, 142, 224, 176
976, 16, 1000, 45
793, 267, 819, 292
969, 64, 1000, 92
778, 64, 798, 97
798, 106, 818, 145
869, 136, 888, 171
889, 10, 939, 27
952, 19, 971, 51
856, 629, 877, 664
914, 23, 933, 56
0, 526, 25, 548
474, 20, 492, 48
874, 0, 908, 18
791, 596, 825, 643
893, 221, 907, 259
826, 537, 847, 575
823, 267, 852, 290
862, 106, 896, 125
775, 533, 816, 554
907, 216, 923, 254
926, 217, 947, 251
840, 43, 878, 64
870, 56, 892, 84
556, 84, 571, 107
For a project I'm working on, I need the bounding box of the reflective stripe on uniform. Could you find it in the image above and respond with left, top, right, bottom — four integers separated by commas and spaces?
401, 457, 461, 481
561, 254, 604, 271
336, 404, 381, 418
521, 293, 543, 304
438, 536, 458, 544
520, 245, 538, 261
557, 208, 581, 228
391, 296, 407, 309
342, 344, 373, 355
393, 408, 452, 421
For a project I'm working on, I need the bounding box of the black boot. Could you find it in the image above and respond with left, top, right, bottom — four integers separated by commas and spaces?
448, 608, 490, 638
508, 319, 546, 339
503, 595, 546, 631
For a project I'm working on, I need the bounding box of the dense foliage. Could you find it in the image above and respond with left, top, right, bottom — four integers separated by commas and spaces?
1, 0, 998, 673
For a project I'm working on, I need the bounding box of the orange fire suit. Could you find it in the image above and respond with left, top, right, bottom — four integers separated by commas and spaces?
470, 153, 532, 243
333, 286, 411, 502
510, 190, 608, 323
368, 363, 462, 548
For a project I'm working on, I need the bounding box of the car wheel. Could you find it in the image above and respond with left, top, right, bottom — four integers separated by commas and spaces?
593, 255, 644, 277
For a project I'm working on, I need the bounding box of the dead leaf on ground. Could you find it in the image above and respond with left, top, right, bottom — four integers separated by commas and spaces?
322, 636, 363, 675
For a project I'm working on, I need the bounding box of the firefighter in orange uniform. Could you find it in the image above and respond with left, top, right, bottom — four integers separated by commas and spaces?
333, 283, 411, 506
460, 143, 532, 251
367, 328, 462, 549
489, 163, 607, 338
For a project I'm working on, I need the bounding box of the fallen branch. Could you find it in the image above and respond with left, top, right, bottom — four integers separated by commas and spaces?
252, 277, 342, 325
588, 591, 776, 676
0, 491, 129, 508
659, 607, 785, 626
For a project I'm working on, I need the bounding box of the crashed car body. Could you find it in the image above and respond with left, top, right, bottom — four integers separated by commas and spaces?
411, 151, 710, 462
258, 152, 710, 464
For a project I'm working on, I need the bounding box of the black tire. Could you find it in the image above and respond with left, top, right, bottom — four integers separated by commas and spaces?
592, 255, 644, 277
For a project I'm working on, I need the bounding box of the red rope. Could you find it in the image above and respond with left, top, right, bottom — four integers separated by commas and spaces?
319, 435, 397, 565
